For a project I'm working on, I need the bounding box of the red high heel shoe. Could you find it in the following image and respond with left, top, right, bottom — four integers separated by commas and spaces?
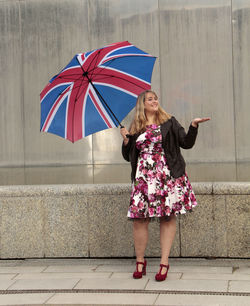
133, 260, 147, 279
155, 264, 169, 281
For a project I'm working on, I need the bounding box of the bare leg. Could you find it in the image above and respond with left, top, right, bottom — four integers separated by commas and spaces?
159, 215, 176, 274
133, 218, 150, 272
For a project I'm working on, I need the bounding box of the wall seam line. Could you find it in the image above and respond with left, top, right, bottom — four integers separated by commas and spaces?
230, 0, 238, 181
18, 0, 26, 179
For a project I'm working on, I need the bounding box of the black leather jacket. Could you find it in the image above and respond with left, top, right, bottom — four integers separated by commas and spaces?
122, 116, 198, 182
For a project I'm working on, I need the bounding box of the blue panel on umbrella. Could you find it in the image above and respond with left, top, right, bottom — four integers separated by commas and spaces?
40, 84, 69, 129
94, 84, 137, 123
101, 56, 156, 83
108, 46, 148, 57
84, 96, 109, 136
47, 96, 68, 138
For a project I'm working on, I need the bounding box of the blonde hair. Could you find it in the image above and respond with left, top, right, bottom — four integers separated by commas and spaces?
129, 90, 171, 135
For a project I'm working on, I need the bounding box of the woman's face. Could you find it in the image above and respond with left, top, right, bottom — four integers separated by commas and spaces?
144, 92, 159, 114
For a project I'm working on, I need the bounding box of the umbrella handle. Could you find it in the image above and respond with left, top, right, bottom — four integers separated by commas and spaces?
120, 125, 132, 138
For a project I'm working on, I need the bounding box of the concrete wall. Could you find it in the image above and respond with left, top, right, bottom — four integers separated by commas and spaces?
0, 0, 250, 184
0, 182, 249, 259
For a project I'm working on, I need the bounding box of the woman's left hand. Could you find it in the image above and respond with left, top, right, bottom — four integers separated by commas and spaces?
191, 117, 211, 128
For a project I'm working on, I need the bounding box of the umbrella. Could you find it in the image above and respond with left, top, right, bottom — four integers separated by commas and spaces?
40, 41, 156, 142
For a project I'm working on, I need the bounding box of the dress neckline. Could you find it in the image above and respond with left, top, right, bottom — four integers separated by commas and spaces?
146, 123, 159, 128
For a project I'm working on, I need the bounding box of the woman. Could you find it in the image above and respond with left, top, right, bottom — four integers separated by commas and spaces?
120, 90, 210, 281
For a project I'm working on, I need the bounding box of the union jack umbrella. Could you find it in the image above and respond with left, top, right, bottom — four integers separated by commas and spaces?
40, 41, 156, 142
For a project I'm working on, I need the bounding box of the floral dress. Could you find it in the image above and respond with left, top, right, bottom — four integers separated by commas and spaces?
128, 124, 197, 219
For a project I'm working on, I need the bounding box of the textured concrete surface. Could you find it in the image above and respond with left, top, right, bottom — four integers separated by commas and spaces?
43, 195, 89, 257
88, 194, 134, 257
180, 195, 228, 257
0, 183, 250, 259
226, 195, 250, 258
0, 197, 44, 258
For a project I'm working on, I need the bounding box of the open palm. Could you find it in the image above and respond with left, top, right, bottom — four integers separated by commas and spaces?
192, 117, 211, 127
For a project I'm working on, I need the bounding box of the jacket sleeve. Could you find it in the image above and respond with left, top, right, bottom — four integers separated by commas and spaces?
173, 117, 198, 149
122, 138, 132, 161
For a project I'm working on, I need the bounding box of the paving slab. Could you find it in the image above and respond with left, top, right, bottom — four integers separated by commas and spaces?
229, 280, 250, 293
0, 293, 54, 305
8, 278, 80, 290
234, 267, 250, 274
146, 279, 228, 292
74, 278, 148, 290
110, 272, 182, 280
14, 272, 112, 280
95, 265, 134, 272
0, 260, 23, 267
0, 274, 17, 280
155, 293, 250, 306
168, 265, 232, 274
43, 265, 97, 273
0, 266, 46, 273
0, 279, 16, 290
182, 272, 250, 281
46, 292, 158, 305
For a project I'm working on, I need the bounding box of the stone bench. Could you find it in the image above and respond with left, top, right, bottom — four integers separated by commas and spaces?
0, 183, 249, 259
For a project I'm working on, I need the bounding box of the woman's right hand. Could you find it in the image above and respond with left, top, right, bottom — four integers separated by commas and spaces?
120, 127, 129, 145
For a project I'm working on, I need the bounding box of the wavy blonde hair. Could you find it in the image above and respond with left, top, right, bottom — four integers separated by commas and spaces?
129, 90, 171, 135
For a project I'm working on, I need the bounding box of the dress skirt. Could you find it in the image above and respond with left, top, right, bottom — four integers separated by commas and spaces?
128, 124, 197, 219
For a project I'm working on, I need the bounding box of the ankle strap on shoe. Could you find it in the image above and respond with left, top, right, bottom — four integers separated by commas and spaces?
160, 264, 169, 268
136, 261, 145, 265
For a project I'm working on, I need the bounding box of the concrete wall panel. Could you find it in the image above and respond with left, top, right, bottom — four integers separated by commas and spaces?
0, 1, 24, 166
0, 0, 250, 182
21, 0, 92, 166
232, 1, 250, 165
159, 0, 235, 163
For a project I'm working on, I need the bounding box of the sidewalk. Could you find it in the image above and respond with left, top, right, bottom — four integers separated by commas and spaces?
0, 258, 249, 305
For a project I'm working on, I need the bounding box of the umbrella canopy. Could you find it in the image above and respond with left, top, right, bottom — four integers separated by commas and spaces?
40, 41, 156, 142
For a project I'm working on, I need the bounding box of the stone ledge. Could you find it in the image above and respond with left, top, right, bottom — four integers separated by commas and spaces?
0, 182, 249, 259
0, 183, 130, 197
1, 182, 250, 197
213, 182, 250, 194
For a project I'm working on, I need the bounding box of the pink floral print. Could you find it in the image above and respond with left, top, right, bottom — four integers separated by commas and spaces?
128, 124, 197, 219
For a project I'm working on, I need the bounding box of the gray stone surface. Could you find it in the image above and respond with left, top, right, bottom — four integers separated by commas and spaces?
180, 195, 228, 257
229, 280, 250, 293
0, 293, 54, 305
0, 183, 249, 258
0, 197, 44, 258
88, 194, 134, 257
44, 195, 88, 257
213, 182, 250, 194
191, 182, 213, 194
226, 195, 250, 258
146, 279, 228, 292
155, 294, 250, 306
0, 258, 249, 305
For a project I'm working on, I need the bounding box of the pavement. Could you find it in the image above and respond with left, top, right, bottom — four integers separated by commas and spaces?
0, 257, 249, 306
